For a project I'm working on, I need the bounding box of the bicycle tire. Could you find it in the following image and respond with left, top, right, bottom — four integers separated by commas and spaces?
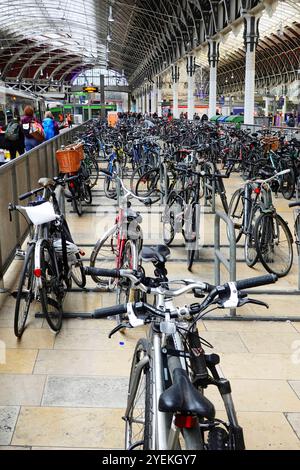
255, 212, 293, 277
280, 162, 295, 200
39, 240, 63, 332
244, 205, 261, 267
135, 168, 161, 203
228, 188, 244, 243
89, 159, 99, 188
116, 240, 138, 325
83, 183, 92, 204
125, 339, 153, 450
71, 188, 83, 216
162, 191, 183, 246
89, 224, 118, 287
14, 244, 35, 338
69, 253, 86, 288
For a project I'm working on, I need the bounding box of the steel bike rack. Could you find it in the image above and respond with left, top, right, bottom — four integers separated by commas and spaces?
214, 210, 237, 317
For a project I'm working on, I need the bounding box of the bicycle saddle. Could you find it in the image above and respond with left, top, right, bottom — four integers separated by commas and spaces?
141, 245, 171, 263
124, 208, 142, 223
38, 178, 55, 188
159, 368, 215, 420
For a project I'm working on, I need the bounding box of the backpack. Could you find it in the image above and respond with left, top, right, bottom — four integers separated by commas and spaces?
5, 121, 20, 142
29, 121, 45, 142
43, 118, 55, 140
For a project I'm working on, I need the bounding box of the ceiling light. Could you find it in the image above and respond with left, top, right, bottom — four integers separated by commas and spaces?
108, 5, 114, 22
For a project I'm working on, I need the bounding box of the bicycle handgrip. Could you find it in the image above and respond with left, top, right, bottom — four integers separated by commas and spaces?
235, 274, 278, 290
289, 201, 300, 208
93, 304, 127, 319
85, 267, 120, 278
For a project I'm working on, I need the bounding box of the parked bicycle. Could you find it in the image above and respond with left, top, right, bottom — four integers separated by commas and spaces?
86, 251, 278, 450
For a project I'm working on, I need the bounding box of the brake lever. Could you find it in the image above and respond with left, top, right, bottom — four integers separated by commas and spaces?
108, 323, 131, 338
238, 298, 269, 308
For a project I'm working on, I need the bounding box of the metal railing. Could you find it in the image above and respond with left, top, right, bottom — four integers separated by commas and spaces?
240, 123, 300, 140
0, 120, 92, 290
214, 210, 237, 317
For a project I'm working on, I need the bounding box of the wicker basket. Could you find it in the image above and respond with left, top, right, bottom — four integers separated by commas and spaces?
56, 144, 83, 173
261, 136, 279, 152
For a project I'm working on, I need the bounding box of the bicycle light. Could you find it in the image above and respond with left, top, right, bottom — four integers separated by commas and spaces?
33, 268, 42, 278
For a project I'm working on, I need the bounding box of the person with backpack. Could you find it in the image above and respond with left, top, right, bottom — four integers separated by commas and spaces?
5, 115, 25, 160
42, 111, 59, 141
287, 114, 295, 128
21, 106, 44, 152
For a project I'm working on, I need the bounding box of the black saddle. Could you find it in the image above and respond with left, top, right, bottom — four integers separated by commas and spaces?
159, 368, 215, 420
141, 245, 170, 264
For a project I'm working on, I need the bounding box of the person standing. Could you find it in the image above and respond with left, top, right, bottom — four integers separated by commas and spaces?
21, 106, 41, 152
66, 112, 73, 128
42, 111, 59, 141
5, 114, 25, 160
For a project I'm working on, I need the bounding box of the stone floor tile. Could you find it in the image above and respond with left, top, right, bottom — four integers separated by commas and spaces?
12, 407, 124, 449
34, 349, 132, 376
0, 407, 19, 446
0, 328, 55, 350
206, 379, 300, 412
238, 412, 300, 450
42, 376, 128, 408
220, 353, 300, 380
0, 350, 38, 374
289, 381, 300, 400
200, 331, 248, 353
53, 328, 135, 351
285, 413, 300, 440
0, 375, 46, 406
239, 331, 300, 354
203, 320, 296, 333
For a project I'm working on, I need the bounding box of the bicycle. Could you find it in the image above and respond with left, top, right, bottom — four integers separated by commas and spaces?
228, 169, 293, 276
89, 170, 151, 323
86, 253, 278, 450
9, 176, 86, 337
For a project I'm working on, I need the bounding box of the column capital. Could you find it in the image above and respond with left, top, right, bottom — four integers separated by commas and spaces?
186, 55, 195, 77
171, 65, 180, 83
207, 38, 220, 68
243, 13, 261, 52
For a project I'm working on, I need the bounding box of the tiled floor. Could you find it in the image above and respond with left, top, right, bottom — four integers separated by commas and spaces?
0, 173, 300, 450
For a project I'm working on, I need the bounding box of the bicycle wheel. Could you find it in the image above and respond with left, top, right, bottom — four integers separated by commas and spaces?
135, 169, 161, 203
116, 240, 138, 324
125, 339, 153, 450
14, 244, 35, 338
183, 202, 199, 272
280, 162, 295, 200
162, 192, 183, 246
83, 183, 92, 204
39, 240, 63, 332
89, 159, 99, 188
89, 224, 118, 287
295, 213, 300, 256
244, 205, 261, 267
255, 212, 293, 277
130, 164, 152, 192
69, 253, 86, 288
70, 185, 83, 216
228, 188, 244, 243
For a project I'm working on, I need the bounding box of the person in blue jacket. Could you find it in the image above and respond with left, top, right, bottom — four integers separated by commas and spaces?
42, 111, 60, 140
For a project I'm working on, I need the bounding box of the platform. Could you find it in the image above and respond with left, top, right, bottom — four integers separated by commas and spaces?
0, 174, 300, 450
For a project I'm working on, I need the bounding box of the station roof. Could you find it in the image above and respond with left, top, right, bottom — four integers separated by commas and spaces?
0, 1, 299, 89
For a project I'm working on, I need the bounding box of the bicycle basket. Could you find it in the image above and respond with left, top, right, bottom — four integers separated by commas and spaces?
56, 143, 83, 173
25, 202, 58, 225
261, 136, 279, 152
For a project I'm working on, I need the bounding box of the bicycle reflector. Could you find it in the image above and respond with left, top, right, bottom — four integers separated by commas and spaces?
254, 187, 261, 195
175, 414, 197, 429
33, 268, 42, 278
69, 181, 75, 189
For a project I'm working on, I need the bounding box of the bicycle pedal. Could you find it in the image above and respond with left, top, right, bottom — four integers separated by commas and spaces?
15, 249, 26, 260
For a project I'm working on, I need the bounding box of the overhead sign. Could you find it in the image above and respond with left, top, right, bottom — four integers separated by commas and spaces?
83, 86, 98, 93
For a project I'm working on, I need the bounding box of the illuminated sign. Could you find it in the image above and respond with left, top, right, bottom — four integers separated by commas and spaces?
83, 86, 98, 93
